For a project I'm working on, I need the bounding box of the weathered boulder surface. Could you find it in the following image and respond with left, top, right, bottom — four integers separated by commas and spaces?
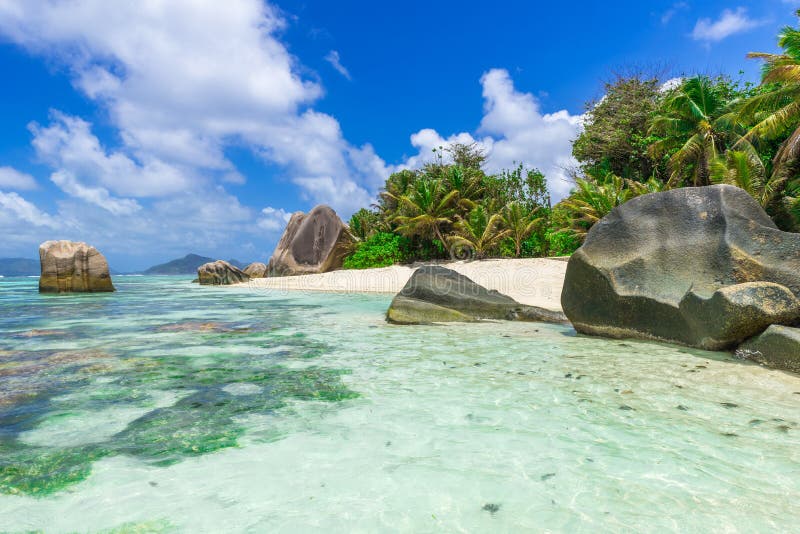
243, 262, 268, 278
39, 240, 115, 293
739, 325, 800, 373
561, 185, 800, 350
197, 260, 249, 285
268, 205, 354, 276
387, 266, 567, 324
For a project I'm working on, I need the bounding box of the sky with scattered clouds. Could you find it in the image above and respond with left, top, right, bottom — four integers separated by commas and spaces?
0, 0, 797, 269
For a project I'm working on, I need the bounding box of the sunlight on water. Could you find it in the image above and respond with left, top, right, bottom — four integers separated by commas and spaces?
1, 276, 799, 532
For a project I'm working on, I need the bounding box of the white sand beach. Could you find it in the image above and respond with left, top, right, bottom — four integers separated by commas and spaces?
238, 258, 568, 311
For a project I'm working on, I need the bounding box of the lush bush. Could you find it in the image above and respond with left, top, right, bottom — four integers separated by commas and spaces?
343, 232, 411, 269
545, 229, 581, 256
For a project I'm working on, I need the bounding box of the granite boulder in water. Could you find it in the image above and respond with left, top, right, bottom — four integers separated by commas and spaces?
243, 262, 268, 278
561, 185, 800, 350
268, 205, 354, 276
197, 260, 249, 285
739, 325, 800, 373
38, 240, 114, 293
387, 265, 567, 324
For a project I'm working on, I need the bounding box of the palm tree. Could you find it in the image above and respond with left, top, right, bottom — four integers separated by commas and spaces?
709, 150, 775, 207
391, 178, 459, 249
447, 205, 509, 259
649, 77, 730, 186
445, 165, 484, 212
500, 201, 543, 257
740, 15, 800, 187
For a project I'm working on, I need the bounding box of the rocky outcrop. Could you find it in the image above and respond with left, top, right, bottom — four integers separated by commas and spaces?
739, 325, 800, 373
243, 262, 268, 278
387, 266, 567, 324
561, 185, 800, 350
197, 260, 249, 285
268, 205, 355, 276
38, 240, 115, 293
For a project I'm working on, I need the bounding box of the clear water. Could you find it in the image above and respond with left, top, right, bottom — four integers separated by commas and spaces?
1, 276, 799, 532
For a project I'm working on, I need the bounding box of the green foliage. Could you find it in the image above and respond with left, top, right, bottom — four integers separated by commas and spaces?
348, 208, 381, 241
448, 205, 510, 259
573, 75, 662, 181
343, 232, 411, 269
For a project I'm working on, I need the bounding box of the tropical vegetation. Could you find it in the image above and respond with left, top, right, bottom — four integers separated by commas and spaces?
342, 10, 800, 268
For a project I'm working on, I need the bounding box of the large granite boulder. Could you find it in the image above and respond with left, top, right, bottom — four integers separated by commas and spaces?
197, 260, 249, 285
243, 262, 268, 278
268, 205, 355, 276
387, 266, 567, 324
561, 185, 800, 350
39, 240, 115, 293
739, 325, 800, 373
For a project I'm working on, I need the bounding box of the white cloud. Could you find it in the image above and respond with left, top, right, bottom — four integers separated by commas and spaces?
660, 77, 683, 92
0, 166, 37, 190
0, 0, 382, 219
661, 2, 688, 25
0, 191, 59, 229
50, 170, 141, 216
30, 111, 190, 198
257, 206, 293, 231
395, 69, 583, 200
692, 8, 762, 42
324, 50, 351, 80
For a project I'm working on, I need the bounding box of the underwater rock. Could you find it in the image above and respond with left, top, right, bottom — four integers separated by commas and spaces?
38, 240, 114, 293
267, 205, 354, 276
197, 260, 249, 285
243, 262, 268, 278
561, 185, 800, 350
387, 265, 567, 324
739, 325, 800, 373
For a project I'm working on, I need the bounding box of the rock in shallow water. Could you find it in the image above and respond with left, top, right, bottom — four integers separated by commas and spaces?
197, 260, 249, 285
38, 240, 114, 293
387, 265, 567, 324
561, 185, 800, 350
739, 325, 800, 373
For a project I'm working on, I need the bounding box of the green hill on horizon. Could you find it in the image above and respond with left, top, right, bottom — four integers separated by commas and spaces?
143, 254, 249, 275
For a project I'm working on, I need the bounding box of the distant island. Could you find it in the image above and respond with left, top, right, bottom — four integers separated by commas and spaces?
0, 257, 39, 276
143, 254, 248, 275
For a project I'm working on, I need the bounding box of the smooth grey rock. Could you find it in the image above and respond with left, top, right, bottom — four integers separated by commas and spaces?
387, 265, 567, 324
739, 325, 800, 373
197, 260, 249, 285
243, 262, 268, 278
268, 205, 354, 276
561, 185, 800, 350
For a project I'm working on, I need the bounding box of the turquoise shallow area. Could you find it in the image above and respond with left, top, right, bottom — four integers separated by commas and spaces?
1, 276, 799, 532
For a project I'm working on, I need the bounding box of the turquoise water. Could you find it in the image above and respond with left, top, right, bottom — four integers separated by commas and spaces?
0, 276, 799, 532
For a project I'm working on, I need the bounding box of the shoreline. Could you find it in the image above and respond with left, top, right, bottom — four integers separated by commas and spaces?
236, 258, 568, 311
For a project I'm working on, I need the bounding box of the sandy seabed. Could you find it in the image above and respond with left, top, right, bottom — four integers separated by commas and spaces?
237, 258, 568, 311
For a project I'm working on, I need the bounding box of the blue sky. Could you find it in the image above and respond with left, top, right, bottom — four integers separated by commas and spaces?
0, 0, 798, 270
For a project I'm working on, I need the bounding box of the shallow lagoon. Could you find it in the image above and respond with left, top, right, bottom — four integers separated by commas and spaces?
1, 276, 799, 532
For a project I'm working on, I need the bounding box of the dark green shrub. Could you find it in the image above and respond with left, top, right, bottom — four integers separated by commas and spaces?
343, 232, 411, 269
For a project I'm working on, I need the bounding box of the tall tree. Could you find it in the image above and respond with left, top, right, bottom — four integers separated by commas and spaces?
500, 201, 543, 257
448, 205, 509, 259
649, 76, 731, 186
391, 178, 459, 251
572, 75, 661, 180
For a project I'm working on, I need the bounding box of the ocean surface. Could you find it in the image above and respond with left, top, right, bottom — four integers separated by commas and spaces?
1, 276, 799, 532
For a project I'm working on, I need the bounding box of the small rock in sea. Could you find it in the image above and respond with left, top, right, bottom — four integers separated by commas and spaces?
772, 418, 786, 422
674, 384, 684, 389
149, 481, 158, 487
721, 432, 738, 437
619, 405, 635, 411
749, 419, 765, 426
618, 343, 631, 347
385, 441, 392, 447
720, 402, 739, 409
676, 405, 689, 411
621, 390, 633, 394
482, 503, 501, 515
564, 373, 573, 378
540, 473, 556, 481
473, 362, 484, 367
696, 365, 707, 369
777, 425, 791, 433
